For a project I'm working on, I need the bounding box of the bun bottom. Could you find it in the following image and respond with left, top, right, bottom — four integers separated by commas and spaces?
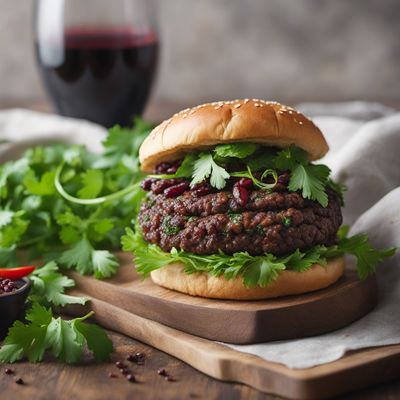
150, 257, 345, 300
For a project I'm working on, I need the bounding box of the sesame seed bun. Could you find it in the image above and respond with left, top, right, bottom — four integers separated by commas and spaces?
139, 99, 329, 173
150, 257, 345, 300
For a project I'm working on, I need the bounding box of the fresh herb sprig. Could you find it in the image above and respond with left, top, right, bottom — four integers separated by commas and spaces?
28, 261, 87, 306
0, 119, 152, 365
149, 142, 342, 207
0, 117, 151, 277
0, 303, 112, 364
122, 227, 396, 288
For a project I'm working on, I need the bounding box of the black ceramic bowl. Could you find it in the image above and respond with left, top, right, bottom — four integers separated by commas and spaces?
0, 278, 31, 339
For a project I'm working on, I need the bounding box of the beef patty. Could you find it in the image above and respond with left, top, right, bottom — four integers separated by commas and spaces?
139, 187, 342, 256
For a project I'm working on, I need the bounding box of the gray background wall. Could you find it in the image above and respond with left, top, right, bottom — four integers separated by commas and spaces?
1, 0, 399, 106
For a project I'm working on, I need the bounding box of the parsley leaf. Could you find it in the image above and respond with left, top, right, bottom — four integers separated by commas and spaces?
0, 304, 113, 364
289, 163, 330, 207
337, 234, 396, 279
29, 261, 86, 306
243, 255, 286, 287
59, 237, 119, 278
275, 145, 330, 207
59, 237, 93, 275
24, 170, 57, 196
122, 228, 396, 287
214, 143, 258, 159
0, 210, 28, 247
78, 170, 104, 199
92, 250, 119, 279
192, 153, 230, 189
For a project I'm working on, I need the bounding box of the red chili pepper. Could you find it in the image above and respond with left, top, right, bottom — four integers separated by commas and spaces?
0, 266, 35, 280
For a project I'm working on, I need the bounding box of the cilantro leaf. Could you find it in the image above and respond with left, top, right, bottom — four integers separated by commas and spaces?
72, 318, 113, 362
243, 255, 286, 287
59, 237, 93, 275
0, 210, 14, 228
78, 170, 104, 199
46, 317, 83, 364
337, 234, 396, 279
29, 261, 86, 306
191, 153, 230, 189
289, 163, 330, 207
23, 170, 56, 195
0, 210, 28, 247
59, 237, 119, 278
214, 143, 258, 159
174, 153, 196, 178
92, 250, 119, 278
0, 304, 112, 364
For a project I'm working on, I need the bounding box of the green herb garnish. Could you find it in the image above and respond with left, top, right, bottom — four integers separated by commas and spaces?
0, 303, 112, 364
122, 227, 396, 288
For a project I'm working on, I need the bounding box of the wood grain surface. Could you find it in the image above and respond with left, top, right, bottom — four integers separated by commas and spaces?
63, 293, 400, 400
1, 328, 400, 400
69, 252, 378, 344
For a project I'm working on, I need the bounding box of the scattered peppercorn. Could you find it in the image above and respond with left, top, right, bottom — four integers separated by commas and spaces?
126, 374, 136, 383
4, 368, 14, 375
120, 368, 130, 375
108, 372, 117, 378
115, 361, 126, 369
15, 378, 24, 385
135, 352, 146, 364
164, 376, 175, 382
157, 368, 167, 376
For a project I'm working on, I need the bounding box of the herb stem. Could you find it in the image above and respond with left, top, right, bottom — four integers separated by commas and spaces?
55, 164, 141, 205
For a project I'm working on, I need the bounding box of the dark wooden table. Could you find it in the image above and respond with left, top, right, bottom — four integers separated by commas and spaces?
1, 331, 400, 400
0, 100, 399, 400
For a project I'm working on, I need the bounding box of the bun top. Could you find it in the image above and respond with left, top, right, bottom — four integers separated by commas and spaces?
139, 99, 328, 172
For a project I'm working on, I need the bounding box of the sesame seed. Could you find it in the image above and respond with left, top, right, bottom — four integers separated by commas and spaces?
234, 104, 241, 109
299, 121, 303, 125
288, 110, 293, 114
244, 99, 249, 104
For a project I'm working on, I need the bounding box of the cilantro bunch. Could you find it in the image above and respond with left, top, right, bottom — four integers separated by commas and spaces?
122, 227, 396, 288
0, 118, 151, 276
151, 143, 344, 207
0, 118, 152, 365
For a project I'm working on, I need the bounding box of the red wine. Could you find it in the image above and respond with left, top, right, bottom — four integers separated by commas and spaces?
36, 27, 159, 127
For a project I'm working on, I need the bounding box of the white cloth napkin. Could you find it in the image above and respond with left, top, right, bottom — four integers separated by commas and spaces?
228, 101, 400, 368
0, 104, 398, 369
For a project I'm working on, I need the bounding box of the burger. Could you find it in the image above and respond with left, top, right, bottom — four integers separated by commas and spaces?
122, 99, 395, 300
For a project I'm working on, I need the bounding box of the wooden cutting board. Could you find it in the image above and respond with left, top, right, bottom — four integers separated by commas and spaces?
69, 252, 377, 344
66, 294, 400, 400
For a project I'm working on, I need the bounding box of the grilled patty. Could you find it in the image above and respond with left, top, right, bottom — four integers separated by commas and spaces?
138, 187, 343, 256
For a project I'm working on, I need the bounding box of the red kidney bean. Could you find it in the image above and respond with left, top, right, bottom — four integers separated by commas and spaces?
278, 171, 290, 185
233, 183, 248, 206
191, 182, 211, 196
155, 162, 173, 174
151, 179, 183, 194
166, 165, 179, 174
164, 182, 190, 198
141, 178, 158, 191
238, 178, 253, 189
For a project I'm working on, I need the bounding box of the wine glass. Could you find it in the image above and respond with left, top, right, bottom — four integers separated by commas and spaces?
34, 0, 159, 128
